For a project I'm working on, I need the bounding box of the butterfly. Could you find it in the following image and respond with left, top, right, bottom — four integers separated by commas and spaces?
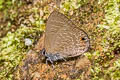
41, 11, 90, 65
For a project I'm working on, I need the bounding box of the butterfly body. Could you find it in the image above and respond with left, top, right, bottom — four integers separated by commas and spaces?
42, 48, 65, 64
42, 11, 90, 64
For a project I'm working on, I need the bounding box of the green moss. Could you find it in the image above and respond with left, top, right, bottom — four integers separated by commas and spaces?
89, 0, 120, 80
1, 0, 120, 79
0, 27, 43, 79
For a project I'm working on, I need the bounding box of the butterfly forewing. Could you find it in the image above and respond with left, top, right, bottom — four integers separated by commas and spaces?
45, 11, 90, 58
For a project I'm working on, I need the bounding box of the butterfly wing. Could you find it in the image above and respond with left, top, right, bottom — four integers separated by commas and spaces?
45, 11, 90, 58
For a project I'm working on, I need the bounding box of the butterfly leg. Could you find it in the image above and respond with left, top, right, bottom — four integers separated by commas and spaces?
62, 58, 66, 61
46, 57, 54, 67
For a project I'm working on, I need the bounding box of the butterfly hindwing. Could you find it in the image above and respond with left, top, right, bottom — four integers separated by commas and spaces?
45, 11, 90, 58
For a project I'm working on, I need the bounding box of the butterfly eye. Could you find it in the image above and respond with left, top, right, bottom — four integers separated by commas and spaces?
41, 48, 46, 55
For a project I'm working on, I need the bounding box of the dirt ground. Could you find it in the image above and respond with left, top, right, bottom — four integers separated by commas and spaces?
14, 34, 91, 80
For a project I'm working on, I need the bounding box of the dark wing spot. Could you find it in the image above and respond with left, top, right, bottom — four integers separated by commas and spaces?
80, 37, 86, 41
81, 37, 86, 40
